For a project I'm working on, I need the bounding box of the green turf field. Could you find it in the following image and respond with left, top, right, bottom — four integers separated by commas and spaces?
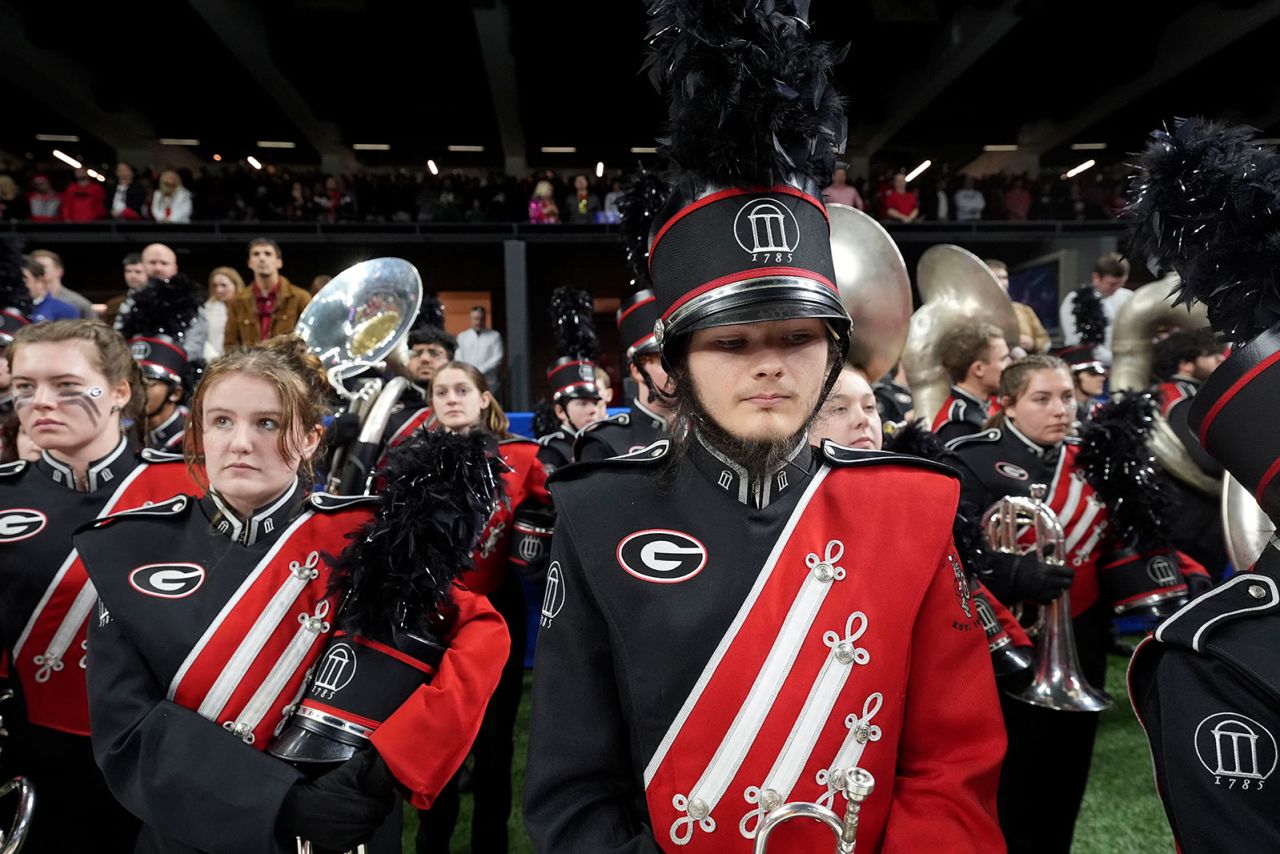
404, 654, 1173, 853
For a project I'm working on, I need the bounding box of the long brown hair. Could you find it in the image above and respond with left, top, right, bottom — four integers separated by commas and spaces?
9, 319, 146, 443
429, 361, 511, 438
985, 354, 1070, 430
184, 335, 331, 490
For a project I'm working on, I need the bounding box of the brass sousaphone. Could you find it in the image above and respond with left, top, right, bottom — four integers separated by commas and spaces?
902, 245, 1020, 427
296, 258, 423, 494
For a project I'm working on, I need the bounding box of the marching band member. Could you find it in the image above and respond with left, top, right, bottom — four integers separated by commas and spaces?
72, 336, 507, 854
930, 320, 1010, 442
536, 287, 604, 474
1126, 117, 1280, 852
524, 2, 1005, 850
1057, 345, 1108, 426
417, 360, 553, 853
0, 320, 195, 853
944, 354, 1209, 854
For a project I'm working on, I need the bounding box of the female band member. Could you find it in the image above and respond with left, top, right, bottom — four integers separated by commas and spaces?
73, 337, 508, 854
0, 320, 194, 853
944, 355, 1208, 854
418, 361, 553, 853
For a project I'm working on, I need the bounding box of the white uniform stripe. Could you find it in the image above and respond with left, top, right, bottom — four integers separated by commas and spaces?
226, 601, 330, 739
1056, 474, 1085, 531
644, 468, 830, 787
1065, 498, 1103, 553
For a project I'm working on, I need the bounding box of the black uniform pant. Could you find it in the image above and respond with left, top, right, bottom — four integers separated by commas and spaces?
2, 723, 139, 854
417, 575, 526, 854
997, 605, 1109, 854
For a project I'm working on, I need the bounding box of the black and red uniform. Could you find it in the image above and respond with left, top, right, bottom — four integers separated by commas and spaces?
0, 441, 195, 853
1154, 375, 1228, 575
73, 481, 509, 854
931, 386, 994, 443
525, 437, 1006, 853
419, 436, 553, 853
146, 404, 188, 452
945, 423, 1208, 853
575, 398, 670, 462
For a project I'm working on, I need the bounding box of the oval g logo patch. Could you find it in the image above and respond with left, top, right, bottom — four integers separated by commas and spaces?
129, 563, 206, 599
995, 462, 1029, 481
617, 529, 708, 584
0, 508, 47, 542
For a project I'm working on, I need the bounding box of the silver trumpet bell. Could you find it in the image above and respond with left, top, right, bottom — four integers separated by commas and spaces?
984, 485, 1113, 713
751, 767, 874, 854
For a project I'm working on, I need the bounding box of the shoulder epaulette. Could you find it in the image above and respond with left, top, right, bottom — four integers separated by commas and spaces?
819, 440, 958, 479
309, 492, 380, 512
141, 448, 185, 464
943, 428, 1002, 452
582, 413, 630, 433
499, 436, 538, 447
1154, 569, 1280, 653
547, 439, 670, 484
538, 430, 570, 447
0, 460, 28, 478
79, 494, 192, 532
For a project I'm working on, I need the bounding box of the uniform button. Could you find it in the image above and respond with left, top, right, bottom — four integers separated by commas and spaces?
1249, 584, 1268, 600
835, 642, 855, 664
813, 563, 835, 582
854, 725, 871, 744
761, 788, 782, 810
687, 798, 709, 820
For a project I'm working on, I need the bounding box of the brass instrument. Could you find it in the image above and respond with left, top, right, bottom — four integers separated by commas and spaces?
984, 485, 1113, 712
295, 258, 424, 494
902, 245, 1020, 426
0, 690, 33, 854
296, 843, 365, 854
751, 767, 874, 854
1222, 473, 1276, 570
828, 204, 913, 382
1110, 274, 1219, 496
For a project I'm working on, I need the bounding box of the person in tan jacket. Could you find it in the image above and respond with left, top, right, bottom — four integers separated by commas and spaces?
986, 257, 1051, 354
225, 238, 311, 348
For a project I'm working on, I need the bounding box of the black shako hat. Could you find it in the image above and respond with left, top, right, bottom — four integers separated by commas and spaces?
547, 286, 601, 403
642, 0, 850, 356
1129, 117, 1280, 522
617, 289, 661, 359
1057, 343, 1107, 375
118, 274, 199, 386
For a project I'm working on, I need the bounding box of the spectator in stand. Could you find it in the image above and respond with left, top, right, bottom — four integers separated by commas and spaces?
285, 181, 315, 221
26, 174, 60, 222
29, 250, 95, 319
881, 171, 919, 223
528, 180, 559, 224
563, 174, 600, 223
203, 266, 245, 361
953, 175, 986, 221
1059, 252, 1134, 365
315, 175, 355, 222
225, 238, 311, 347
455, 306, 504, 399
62, 168, 107, 222
822, 165, 865, 210
116, 243, 208, 358
986, 258, 1050, 354
106, 162, 148, 220
0, 176, 28, 221
23, 256, 77, 322
603, 178, 626, 216
102, 252, 148, 326
151, 170, 193, 223
1003, 176, 1033, 221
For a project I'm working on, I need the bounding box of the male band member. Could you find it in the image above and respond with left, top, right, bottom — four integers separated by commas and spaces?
1126, 117, 1280, 852
1057, 344, 1108, 425
931, 321, 1010, 443
524, 3, 1005, 851
576, 290, 673, 460
872, 361, 914, 426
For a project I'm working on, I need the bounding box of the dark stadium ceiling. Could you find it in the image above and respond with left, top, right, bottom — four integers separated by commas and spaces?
4, 0, 1280, 176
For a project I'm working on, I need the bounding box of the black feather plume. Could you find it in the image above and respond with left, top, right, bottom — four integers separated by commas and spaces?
531, 400, 562, 439
549, 286, 600, 362
619, 165, 671, 290
117, 274, 201, 342
1071, 285, 1108, 346
0, 239, 32, 317
644, 0, 847, 199
1075, 391, 1171, 549
1128, 117, 1280, 343
417, 293, 446, 330
886, 422, 988, 579
333, 430, 505, 638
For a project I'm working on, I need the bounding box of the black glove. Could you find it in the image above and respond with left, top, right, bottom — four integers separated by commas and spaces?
276, 749, 397, 852
1184, 572, 1214, 599
982, 551, 1075, 605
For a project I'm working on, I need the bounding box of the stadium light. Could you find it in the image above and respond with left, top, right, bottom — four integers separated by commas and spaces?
983, 144, 1019, 152
257, 141, 296, 149
86, 168, 106, 182
354, 143, 391, 151
247, 156, 263, 170
447, 145, 485, 152
1064, 159, 1096, 179
905, 160, 932, 182
52, 150, 82, 168
596, 161, 604, 178
540, 146, 577, 154
160, 138, 200, 146
427, 159, 439, 176
36, 134, 79, 142
1071, 143, 1107, 151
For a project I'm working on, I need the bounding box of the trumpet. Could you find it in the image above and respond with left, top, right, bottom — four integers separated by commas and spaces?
751, 767, 874, 854
983, 485, 1113, 713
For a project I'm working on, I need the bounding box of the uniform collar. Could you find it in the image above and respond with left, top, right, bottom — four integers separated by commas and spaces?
950, 385, 988, 409
147, 405, 187, 449
1005, 419, 1061, 464
1170, 373, 1202, 388
201, 478, 305, 546
632, 397, 669, 431
36, 435, 135, 492
689, 430, 811, 509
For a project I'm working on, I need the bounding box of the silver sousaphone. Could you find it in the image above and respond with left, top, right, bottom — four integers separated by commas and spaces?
296, 258, 423, 494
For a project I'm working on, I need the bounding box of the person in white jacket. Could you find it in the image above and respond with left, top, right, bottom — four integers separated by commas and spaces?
150, 170, 193, 224
202, 266, 245, 361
